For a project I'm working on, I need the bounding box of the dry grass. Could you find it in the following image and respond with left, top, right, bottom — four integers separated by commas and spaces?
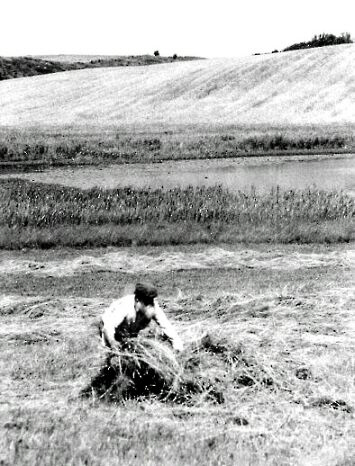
82, 333, 258, 405
0, 244, 354, 465
0, 245, 353, 277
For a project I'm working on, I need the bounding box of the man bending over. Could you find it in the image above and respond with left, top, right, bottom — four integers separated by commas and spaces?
99, 283, 183, 352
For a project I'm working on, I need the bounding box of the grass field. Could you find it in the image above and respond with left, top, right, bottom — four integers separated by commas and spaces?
0, 244, 354, 465
1, 44, 355, 127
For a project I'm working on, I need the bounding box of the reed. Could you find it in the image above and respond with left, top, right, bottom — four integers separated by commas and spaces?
1, 179, 354, 247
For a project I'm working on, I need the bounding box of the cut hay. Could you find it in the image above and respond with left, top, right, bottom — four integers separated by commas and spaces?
83, 332, 277, 405
1, 248, 353, 278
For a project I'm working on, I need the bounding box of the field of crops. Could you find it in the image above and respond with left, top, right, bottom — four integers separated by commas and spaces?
1, 179, 354, 248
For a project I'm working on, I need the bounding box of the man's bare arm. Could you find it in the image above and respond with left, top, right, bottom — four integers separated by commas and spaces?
153, 302, 184, 351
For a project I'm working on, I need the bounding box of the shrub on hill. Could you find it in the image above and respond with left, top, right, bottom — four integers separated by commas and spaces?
0, 57, 70, 81
284, 33, 352, 52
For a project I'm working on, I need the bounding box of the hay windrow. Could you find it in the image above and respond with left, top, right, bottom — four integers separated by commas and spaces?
0, 247, 353, 277
83, 332, 280, 405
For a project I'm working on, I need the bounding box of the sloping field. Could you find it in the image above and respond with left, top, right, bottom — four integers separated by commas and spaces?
0, 45, 354, 128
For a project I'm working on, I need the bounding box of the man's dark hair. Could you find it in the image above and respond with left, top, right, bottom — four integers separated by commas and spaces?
134, 283, 158, 306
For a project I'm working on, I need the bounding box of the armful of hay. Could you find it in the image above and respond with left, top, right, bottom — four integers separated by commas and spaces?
153, 302, 184, 352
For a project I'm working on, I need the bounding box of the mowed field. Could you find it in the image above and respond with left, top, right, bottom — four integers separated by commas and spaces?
0, 244, 354, 465
0, 44, 355, 127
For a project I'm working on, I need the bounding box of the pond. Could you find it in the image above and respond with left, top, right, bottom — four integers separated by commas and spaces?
2, 154, 355, 196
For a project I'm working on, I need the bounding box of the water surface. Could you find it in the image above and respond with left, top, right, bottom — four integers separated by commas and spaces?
2, 155, 355, 196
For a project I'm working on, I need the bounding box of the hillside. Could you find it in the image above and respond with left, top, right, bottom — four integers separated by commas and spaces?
34, 54, 200, 64
0, 57, 70, 80
0, 55, 200, 81
35, 54, 130, 63
0, 44, 354, 127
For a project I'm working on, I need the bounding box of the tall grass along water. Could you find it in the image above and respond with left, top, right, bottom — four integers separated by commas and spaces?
1, 179, 354, 247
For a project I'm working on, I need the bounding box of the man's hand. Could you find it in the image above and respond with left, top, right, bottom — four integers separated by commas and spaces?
173, 339, 184, 353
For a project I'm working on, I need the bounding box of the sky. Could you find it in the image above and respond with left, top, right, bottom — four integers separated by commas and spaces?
1, 0, 355, 58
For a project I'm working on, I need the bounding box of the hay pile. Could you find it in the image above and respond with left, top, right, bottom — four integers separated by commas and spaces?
83, 332, 275, 405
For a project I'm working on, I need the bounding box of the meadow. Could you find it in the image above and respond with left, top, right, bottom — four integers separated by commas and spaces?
1, 178, 354, 248
0, 243, 354, 465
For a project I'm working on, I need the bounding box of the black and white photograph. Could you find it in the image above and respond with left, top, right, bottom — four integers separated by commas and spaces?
0, 1, 354, 464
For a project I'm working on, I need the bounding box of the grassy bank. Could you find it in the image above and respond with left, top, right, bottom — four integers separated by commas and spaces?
0, 126, 352, 168
1, 179, 354, 248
